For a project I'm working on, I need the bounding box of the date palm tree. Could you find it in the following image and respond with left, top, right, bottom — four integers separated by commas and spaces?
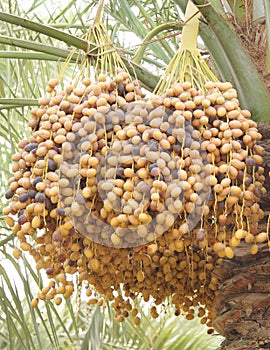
0, 0, 269, 349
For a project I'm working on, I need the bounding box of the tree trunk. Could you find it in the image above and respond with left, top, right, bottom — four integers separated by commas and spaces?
213, 245, 270, 349
256, 123, 270, 211
212, 123, 270, 350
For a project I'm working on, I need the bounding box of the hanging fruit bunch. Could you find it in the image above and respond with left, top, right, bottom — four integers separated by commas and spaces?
3, 0, 267, 329
152, 1, 266, 258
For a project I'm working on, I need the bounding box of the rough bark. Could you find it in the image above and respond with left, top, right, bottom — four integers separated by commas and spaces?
257, 123, 270, 213
212, 123, 270, 349
213, 244, 270, 350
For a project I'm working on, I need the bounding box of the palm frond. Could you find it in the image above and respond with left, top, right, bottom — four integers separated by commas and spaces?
264, 0, 270, 72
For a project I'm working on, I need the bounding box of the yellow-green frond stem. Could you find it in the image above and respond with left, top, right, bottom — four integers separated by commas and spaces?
154, 0, 218, 95
93, 0, 105, 27
181, 0, 200, 53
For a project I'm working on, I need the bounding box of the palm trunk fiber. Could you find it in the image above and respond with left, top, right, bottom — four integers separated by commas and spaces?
212, 123, 270, 350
